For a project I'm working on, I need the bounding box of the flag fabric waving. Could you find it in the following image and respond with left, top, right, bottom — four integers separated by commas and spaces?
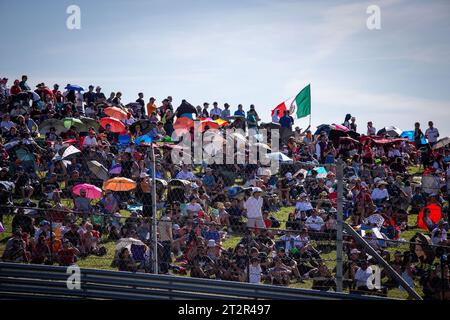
294, 84, 311, 119
271, 84, 311, 119
271, 96, 294, 118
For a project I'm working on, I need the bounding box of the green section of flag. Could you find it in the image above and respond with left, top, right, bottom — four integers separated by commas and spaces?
295, 84, 311, 119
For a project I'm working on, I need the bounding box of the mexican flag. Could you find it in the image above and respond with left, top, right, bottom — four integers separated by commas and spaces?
271, 84, 311, 119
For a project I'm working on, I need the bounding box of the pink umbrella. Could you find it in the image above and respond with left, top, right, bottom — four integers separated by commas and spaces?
72, 183, 103, 199
332, 123, 350, 132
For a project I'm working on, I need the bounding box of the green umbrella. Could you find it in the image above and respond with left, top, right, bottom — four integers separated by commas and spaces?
80, 116, 100, 131
63, 117, 84, 129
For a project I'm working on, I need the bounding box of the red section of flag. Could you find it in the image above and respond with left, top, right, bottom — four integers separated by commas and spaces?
271, 102, 286, 118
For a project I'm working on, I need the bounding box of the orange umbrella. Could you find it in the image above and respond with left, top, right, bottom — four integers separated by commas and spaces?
104, 107, 128, 120
99, 117, 126, 133
103, 177, 137, 191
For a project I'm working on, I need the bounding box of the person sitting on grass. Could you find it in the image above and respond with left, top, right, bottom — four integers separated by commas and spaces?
190, 245, 215, 279
117, 247, 138, 272
267, 256, 291, 286
57, 238, 80, 266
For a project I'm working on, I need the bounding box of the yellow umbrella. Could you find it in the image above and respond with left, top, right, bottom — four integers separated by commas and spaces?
103, 177, 137, 191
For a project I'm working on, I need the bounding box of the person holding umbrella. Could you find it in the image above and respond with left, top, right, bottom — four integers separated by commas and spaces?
73, 188, 93, 219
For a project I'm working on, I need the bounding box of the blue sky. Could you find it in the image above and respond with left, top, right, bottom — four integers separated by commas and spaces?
1, 0, 449, 135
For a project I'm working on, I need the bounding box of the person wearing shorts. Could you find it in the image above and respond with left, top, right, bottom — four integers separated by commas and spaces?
244, 188, 265, 232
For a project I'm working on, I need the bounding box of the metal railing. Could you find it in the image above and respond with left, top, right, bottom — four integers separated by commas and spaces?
0, 262, 388, 300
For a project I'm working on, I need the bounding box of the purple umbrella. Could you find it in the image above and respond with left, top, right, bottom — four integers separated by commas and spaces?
109, 164, 122, 175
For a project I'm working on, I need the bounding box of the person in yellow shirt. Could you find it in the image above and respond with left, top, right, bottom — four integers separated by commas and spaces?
146, 97, 157, 116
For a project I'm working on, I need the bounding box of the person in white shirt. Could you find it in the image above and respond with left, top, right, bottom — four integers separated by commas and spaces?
0, 114, 15, 134
175, 164, 197, 181
305, 210, 324, 232
425, 121, 439, 146
431, 221, 448, 245
354, 261, 374, 291
82, 130, 98, 148
244, 188, 265, 230
249, 258, 262, 284
185, 196, 203, 216
367, 121, 376, 136
295, 193, 313, 214
371, 181, 389, 203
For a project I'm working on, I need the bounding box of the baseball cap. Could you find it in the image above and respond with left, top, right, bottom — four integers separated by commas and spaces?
207, 239, 216, 248
252, 187, 263, 193
350, 249, 361, 255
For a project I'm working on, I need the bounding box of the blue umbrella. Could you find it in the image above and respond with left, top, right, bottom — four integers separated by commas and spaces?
401, 131, 426, 144
65, 84, 84, 92
314, 124, 331, 136
135, 135, 152, 145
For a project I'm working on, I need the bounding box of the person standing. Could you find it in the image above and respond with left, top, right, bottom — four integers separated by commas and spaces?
136, 92, 145, 115
279, 110, 294, 131
244, 188, 265, 232
220, 103, 231, 119
414, 122, 425, 149
19, 75, 30, 91
234, 104, 245, 117
201, 102, 210, 118
350, 117, 357, 132
367, 121, 376, 136
210, 102, 222, 119
425, 121, 439, 147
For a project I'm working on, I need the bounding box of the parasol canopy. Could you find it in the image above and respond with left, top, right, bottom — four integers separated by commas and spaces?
266, 152, 293, 163
80, 116, 100, 131
38, 119, 66, 134
103, 177, 137, 191
65, 84, 84, 92
72, 183, 102, 199
432, 136, 450, 150
99, 117, 126, 133
87, 160, 109, 181
377, 126, 402, 137
104, 107, 128, 121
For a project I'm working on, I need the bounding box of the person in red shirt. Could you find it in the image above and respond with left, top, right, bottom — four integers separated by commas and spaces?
10, 80, 22, 95
57, 239, 80, 266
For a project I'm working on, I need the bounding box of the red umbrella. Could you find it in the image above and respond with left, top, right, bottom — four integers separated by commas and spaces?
104, 107, 128, 121
174, 117, 194, 133
199, 119, 220, 132
99, 117, 126, 133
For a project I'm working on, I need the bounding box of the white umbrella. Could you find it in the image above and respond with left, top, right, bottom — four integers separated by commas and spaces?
252, 142, 271, 150
61, 145, 81, 159
433, 136, 450, 150
367, 214, 385, 228
266, 152, 293, 162
115, 237, 146, 252
378, 126, 402, 137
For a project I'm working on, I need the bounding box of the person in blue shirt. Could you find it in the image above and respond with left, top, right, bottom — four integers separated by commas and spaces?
279, 110, 294, 130
202, 222, 220, 242
234, 104, 245, 117
202, 168, 216, 191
